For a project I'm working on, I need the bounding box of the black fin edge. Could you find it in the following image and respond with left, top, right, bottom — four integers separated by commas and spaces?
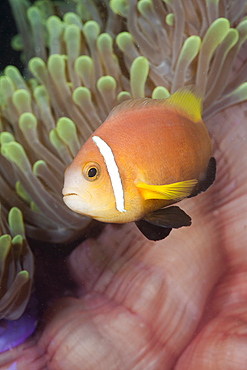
188, 157, 216, 198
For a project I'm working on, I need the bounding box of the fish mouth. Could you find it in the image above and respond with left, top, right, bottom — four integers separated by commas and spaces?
62, 192, 89, 215
63, 192, 78, 197
62, 184, 79, 197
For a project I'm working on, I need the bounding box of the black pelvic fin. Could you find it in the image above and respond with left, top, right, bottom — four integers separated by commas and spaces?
188, 157, 216, 198
135, 206, 192, 241
144, 206, 192, 229
135, 220, 172, 241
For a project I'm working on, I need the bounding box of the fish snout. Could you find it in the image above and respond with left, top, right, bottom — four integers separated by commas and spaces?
62, 186, 78, 197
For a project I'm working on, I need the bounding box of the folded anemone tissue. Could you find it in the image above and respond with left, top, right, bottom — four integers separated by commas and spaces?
0, 0, 246, 368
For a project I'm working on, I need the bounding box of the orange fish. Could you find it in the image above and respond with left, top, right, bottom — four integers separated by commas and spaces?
63, 87, 216, 240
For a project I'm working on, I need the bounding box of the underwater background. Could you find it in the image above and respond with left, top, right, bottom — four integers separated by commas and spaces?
0, 0, 246, 368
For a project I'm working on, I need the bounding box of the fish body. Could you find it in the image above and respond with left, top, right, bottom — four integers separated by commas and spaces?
63, 87, 215, 238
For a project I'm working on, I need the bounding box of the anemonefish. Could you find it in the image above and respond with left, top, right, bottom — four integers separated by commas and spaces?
63, 86, 216, 241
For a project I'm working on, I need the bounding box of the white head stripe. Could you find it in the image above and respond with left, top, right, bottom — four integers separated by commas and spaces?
92, 135, 126, 213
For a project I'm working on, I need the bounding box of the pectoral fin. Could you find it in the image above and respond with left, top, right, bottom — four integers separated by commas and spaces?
136, 179, 198, 201
135, 206, 192, 241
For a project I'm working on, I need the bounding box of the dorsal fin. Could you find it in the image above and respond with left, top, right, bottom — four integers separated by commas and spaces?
107, 85, 202, 122
165, 86, 202, 122
106, 97, 161, 119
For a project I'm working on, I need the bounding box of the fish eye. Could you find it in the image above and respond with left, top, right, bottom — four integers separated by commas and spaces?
82, 162, 101, 181
88, 167, 97, 178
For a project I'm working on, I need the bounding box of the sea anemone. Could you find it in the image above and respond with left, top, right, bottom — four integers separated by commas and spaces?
0, 0, 246, 326
0, 207, 33, 320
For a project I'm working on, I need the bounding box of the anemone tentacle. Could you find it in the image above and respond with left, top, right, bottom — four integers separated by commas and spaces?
0, 0, 246, 320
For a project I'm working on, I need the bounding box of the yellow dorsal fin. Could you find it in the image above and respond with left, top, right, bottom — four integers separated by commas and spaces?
106, 85, 202, 122
136, 179, 198, 201
165, 86, 202, 122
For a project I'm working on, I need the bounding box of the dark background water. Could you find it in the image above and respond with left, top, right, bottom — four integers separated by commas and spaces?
0, 0, 23, 71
